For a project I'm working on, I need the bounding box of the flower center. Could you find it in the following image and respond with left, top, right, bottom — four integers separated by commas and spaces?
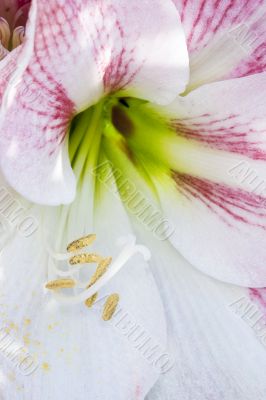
59, 95, 178, 252
47, 95, 176, 311
69, 95, 174, 191
0, 1, 30, 59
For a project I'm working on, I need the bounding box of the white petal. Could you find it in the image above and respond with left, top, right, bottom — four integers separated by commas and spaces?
0, 177, 167, 399
136, 231, 266, 400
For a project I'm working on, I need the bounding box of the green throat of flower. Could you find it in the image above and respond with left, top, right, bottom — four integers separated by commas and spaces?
69, 95, 176, 203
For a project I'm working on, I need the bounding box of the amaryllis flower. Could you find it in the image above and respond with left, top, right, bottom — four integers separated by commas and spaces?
0, 0, 30, 59
0, 0, 265, 399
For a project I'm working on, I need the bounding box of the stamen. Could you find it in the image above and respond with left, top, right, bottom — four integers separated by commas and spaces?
87, 257, 112, 288
85, 293, 98, 308
67, 234, 96, 253
47, 235, 151, 314
69, 253, 102, 265
0, 17, 10, 49
12, 26, 25, 49
84, 257, 113, 315
45, 279, 76, 290
102, 294, 120, 321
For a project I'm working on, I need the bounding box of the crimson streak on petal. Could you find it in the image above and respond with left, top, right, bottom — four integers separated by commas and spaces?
171, 113, 266, 161
173, 172, 266, 229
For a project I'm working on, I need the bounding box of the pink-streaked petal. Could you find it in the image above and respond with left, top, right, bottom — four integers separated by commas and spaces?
166, 72, 266, 162
0, 0, 188, 205
0, 47, 20, 98
249, 288, 266, 315
150, 73, 266, 287
0, 2, 76, 205
173, 0, 266, 90
153, 171, 266, 287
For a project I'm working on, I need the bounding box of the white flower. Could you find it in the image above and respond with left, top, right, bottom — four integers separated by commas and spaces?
0, 0, 265, 399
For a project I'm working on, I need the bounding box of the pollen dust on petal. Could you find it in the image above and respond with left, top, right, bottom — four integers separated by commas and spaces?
42, 362, 50, 372
24, 318, 31, 326
23, 333, 30, 346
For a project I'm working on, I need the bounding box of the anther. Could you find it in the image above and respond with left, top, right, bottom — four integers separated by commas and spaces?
48, 234, 149, 316
87, 257, 112, 288
85, 293, 98, 308
45, 279, 76, 290
69, 253, 102, 265
67, 234, 96, 252
102, 294, 120, 321
83, 257, 113, 305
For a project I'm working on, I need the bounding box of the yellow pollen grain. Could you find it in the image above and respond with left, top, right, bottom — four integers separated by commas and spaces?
102, 294, 120, 321
67, 234, 96, 253
45, 279, 76, 290
18, 351, 27, 363
24, 318, 31, 326
23, 334, 30, 346
87, 257, 112, 289
8, 322, 18, 332
16, 384, 23, 392
85, 292, 98, 308
42, 362, 50, 372
69, 253, 102, 265
7, 372, 15, 382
